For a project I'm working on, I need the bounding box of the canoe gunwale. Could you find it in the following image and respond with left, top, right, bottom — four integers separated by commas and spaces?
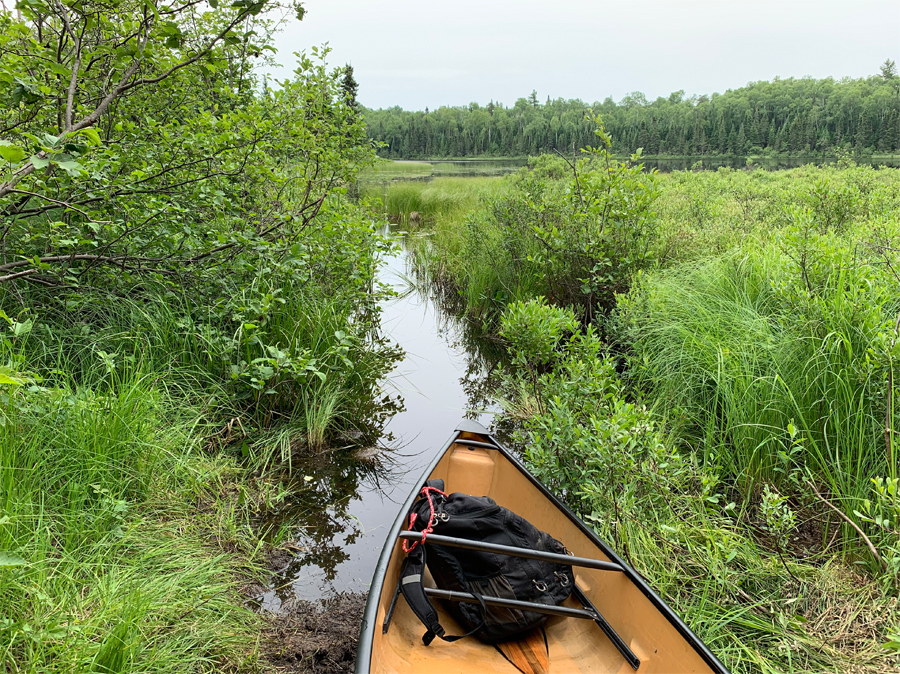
355, 422, 730, 674
355, 428, 458, 674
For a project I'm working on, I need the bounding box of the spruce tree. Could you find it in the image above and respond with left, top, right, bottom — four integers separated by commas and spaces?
736, 124, 747, 154
340, 64, 359, 109
855, 112, 872, 151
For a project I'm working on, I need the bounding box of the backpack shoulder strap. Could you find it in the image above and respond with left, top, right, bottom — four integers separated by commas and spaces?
399, 544, 487, 646
399, 545, 445, 645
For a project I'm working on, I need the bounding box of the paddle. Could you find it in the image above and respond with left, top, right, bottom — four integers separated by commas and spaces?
495, 627, 549, 674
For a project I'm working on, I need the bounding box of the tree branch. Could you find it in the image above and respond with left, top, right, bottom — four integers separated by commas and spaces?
0, 268, 38, 282
807, 480, 885, 571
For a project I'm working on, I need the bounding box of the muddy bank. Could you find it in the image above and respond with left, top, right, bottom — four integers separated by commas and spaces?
261, 592, 367, 673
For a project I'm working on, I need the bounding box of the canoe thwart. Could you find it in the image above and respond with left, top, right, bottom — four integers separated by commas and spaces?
398, 531, 624, 573
455, 439, 498, 449
423, 587, 597, 621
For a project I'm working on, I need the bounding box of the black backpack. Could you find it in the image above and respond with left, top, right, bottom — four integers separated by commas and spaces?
399, 479, 574, 645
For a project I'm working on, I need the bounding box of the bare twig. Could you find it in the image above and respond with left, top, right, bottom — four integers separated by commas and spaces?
552, 145, 584, 209
8, 189, 105, 222
807, 480, 885, 571
0, 268, 38, 282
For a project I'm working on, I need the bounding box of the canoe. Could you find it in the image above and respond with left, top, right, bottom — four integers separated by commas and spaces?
356, 420, 729, 674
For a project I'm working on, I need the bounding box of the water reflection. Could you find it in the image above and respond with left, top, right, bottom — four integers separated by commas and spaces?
257, 227, 501, 610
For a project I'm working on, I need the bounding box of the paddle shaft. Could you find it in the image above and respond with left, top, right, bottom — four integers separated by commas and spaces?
398, 531, 623, 572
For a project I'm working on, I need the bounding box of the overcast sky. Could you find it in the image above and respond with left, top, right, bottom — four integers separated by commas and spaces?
266, 0, 900, 111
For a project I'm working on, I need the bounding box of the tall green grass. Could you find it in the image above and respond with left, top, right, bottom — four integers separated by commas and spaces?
360, 176, 504, 224
618, 241, 899, 559
0, 201, 399, 671
500, 300, 896, 673
0, 364, 262, 673
411, 159, 900, 670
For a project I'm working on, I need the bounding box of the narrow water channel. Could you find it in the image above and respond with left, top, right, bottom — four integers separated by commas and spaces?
259, 229, 497, 610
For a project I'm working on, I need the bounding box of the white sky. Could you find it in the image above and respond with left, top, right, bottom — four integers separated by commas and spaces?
266, 0, 900, 110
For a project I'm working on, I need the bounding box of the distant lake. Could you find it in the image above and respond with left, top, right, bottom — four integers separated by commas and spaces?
359, 158, 528, 182
360, 156, 900, 183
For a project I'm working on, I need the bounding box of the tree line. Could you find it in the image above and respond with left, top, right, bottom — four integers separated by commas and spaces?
364, 61, 900, 158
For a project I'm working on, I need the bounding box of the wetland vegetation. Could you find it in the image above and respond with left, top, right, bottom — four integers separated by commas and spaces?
2, 0, 899, 671
0, 2, 398, 672
398, 126, 900, 672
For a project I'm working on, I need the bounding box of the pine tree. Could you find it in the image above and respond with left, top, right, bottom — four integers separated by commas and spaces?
736, 124, 747, 154
636, 122, 650, 153
648, 120, 661, 155
715, 113, 727, 154
340, 64, 359, 109
747, 110, 761, 147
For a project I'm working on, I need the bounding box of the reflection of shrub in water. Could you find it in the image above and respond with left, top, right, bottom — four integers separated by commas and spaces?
260, 443, 403, 601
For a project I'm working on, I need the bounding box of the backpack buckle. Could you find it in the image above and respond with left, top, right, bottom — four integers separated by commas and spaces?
532, 579, 548, 593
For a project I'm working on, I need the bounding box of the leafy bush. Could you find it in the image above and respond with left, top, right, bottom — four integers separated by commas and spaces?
416, 117, 660, 323
495, 299, 897, 673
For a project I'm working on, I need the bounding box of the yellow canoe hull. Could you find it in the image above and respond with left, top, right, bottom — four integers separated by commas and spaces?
356, 421, 728, 674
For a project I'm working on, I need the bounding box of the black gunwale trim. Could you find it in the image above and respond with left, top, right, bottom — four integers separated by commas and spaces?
355, 424, 731, 674
482, 430, 730, 674
355, 429, 460, 673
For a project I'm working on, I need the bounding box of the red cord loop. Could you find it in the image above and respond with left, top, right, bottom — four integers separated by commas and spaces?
402, 485, 447, 553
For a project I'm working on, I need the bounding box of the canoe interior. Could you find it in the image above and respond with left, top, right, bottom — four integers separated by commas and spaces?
368, 430, 719, 674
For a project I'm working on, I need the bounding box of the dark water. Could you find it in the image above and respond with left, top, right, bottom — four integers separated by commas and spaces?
428, 158, 529, 176
258, 231, 497, 610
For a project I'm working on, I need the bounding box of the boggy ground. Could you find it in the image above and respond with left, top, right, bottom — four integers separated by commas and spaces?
260, 593, 367, 674
239, 527, 367, 673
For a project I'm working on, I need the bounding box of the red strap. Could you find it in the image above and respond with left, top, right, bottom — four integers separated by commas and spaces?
403, 485, 447, 553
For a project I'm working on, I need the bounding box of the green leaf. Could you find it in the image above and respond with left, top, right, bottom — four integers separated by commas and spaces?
0, 141, 26, 163
0, 366, 23, 386
76, 128, 101, 146
0, 552, 26, 568
30, 155, 50, 170
54, 159, 84, 177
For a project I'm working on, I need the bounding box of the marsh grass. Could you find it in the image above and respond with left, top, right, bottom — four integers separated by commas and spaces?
0, 224, 398, 672
413, 160, 900, 671
360, 176, 504, 224
618, 241, 899, 564
0, 362, 266, 673
358, 159, 433, 182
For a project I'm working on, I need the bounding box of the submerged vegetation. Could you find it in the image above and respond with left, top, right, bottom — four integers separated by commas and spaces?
406, 122, 900, 671
0, 1, 397, 671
